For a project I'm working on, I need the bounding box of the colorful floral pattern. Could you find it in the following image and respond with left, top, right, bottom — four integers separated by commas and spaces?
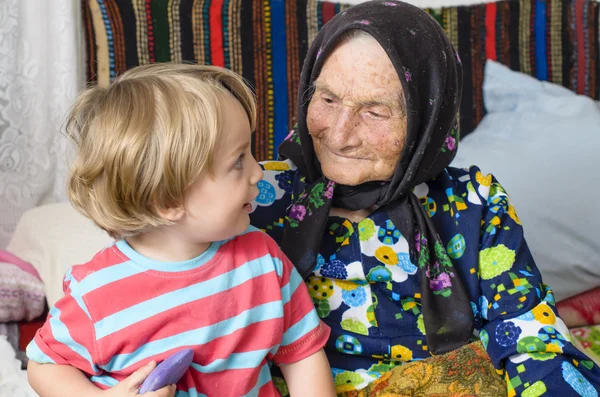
358, 219, 376, 242
479, 244, 516, 280
562, 362, 598, 397
251, 162, 600, 395
495, 321, 522, 347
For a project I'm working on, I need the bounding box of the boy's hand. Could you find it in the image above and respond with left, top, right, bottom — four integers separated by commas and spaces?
103, 361, 176, 397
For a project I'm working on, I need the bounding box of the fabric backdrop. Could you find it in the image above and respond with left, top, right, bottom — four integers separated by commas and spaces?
81, 0, 600, 161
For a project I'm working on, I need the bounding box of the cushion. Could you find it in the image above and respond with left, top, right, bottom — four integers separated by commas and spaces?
557, 287, 600, 328
0, 255, 45, 322
451, 60, 600, 301
6, 203, 113, 307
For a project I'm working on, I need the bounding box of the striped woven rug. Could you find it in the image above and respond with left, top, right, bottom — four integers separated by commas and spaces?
82, 0, 600, 160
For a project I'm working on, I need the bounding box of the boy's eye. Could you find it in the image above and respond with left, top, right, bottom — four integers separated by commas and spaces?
234, 154, 245, 170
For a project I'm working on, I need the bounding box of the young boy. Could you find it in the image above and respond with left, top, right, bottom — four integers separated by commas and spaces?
26, 64, 335, 397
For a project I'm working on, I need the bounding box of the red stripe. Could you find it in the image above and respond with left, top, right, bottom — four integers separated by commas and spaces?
485, 3, 497, 61
99, 274, 282, 355
71, 247, 127, 278
575, 0, 586, 94
145, 0, 155, 63
93, 367, 279, 397
84, 232, 279, 319
274, 322, 330, 365
210, 0, 225, 66
105, 320, 282, 374
257, 381, 280, 397
190, 366, 264, 396
321, 2, 336, 24
282, 279, 318, 330
34, 305, 99, 375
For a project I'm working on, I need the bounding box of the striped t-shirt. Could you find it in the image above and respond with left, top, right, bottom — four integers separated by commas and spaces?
27, 226, 330, 397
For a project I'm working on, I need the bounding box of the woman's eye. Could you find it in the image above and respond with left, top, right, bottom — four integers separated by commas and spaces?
322, 96, 334, 104
365, 110, 389, 120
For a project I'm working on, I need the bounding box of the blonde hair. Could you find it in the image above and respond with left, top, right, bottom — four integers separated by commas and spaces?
66, 63, 256, 239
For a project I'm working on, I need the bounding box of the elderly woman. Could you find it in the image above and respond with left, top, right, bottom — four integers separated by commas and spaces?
250, 1, 600, 395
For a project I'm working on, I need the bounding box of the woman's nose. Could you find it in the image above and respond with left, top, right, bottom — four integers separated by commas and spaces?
330, 109, 361, 148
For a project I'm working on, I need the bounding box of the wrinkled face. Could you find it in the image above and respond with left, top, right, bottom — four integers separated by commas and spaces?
307, 33, 407, 186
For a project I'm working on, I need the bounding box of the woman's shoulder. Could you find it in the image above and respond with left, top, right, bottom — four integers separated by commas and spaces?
420, 165, 500, 203
250, 159, 304, 243
413, 165, 510, 221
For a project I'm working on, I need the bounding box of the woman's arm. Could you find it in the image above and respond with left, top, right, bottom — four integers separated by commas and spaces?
27, 361, 175, 397
280, 349, 336, 397
471, 168, 600, 396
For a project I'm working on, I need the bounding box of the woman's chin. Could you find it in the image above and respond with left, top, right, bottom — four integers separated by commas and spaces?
322, 169, 366, 186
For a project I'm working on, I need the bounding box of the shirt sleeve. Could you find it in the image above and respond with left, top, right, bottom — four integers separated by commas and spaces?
250, 159, 298, 244
271, 249, 330, 365
471, 168, 600, 396
26, 268, 101, 376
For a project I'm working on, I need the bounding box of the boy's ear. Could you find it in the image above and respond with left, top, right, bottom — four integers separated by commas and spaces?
156, 204, 185, 222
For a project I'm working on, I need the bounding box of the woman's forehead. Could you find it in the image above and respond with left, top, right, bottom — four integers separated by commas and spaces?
315, 38, 403, 106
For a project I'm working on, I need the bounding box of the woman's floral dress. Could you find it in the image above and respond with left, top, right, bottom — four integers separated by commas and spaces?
250, 159, 600, 396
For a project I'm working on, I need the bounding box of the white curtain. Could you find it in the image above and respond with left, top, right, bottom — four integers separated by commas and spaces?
0, 0, 84, 248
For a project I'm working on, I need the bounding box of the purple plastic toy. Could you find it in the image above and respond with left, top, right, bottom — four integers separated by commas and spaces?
139, 348, 194, 394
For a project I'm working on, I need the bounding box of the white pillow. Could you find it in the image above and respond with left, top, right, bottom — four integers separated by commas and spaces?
452, 60, 600, 301
6, 203, 113, 307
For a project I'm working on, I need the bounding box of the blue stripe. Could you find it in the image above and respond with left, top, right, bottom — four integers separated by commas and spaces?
96, 0, 115, 78
270, 0, 289, 151
281, 267, 303, 305
281, 309, 321, 346
94, 255, 280, 340
49, 307, 97, 371
202, 0, 211, 63
90, 374, 118, 388
25, 340, 56, 364
115, 240, 222, 272
222, 0, 231, 70
241, 363, 272, 397
64, 269, 93, 319
77, 260, 144, 295
535, 0, 547, 81
102, 301, 283, 371
176, 388, 207, 397
190, 348, 270, 373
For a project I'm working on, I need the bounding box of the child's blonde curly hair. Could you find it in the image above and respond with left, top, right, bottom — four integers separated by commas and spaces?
66, 63, 256, 239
